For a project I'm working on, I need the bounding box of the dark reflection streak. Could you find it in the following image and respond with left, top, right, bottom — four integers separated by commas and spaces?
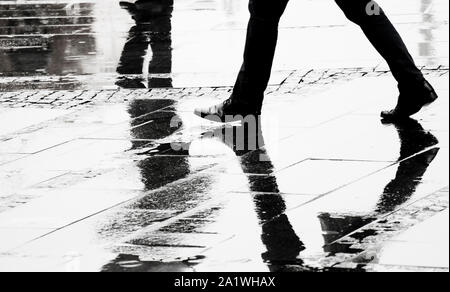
206, 118, 439, 266
322, 119, 439, 257
205, 121, 307, 271
376, 119, 439, 213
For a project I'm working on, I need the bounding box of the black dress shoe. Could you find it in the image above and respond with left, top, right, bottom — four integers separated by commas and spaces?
381, 80, 438, 121
194, 98, 261, 123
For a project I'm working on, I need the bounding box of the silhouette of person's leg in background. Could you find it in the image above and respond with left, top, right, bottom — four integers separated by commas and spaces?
100, 4, 199, 272
117, 0, 173, 88
116, 22, 149, 88
116, 0, 190, 199
195, 0, 438, 121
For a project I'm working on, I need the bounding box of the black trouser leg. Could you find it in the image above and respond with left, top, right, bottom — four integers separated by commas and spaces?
231, 0, 290, 109
116, 26, 149, 75
148, 14, 173, 88
335, 0, 424, 85
232, 0, 425, 109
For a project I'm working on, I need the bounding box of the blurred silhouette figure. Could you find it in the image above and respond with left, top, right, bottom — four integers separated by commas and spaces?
195, 0, 438, 121
103, 1, 197, 266
117, 0, 173, 88
117, 0, 184, 190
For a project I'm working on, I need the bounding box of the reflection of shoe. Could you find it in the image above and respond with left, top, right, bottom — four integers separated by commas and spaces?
200, 120, 264, 156
382, 118, 439, 160
194, 98, 261, 123
381, 80, 438, 121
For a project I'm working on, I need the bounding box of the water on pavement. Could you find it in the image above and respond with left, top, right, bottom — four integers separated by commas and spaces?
0, 0, 448, 272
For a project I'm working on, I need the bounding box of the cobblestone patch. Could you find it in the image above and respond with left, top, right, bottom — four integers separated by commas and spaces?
1, 66, 448, 110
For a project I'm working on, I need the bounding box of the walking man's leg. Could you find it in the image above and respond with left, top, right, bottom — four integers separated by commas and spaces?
195, 0, 289, 120
335, 0, 438, 119
196, 0, 438, 122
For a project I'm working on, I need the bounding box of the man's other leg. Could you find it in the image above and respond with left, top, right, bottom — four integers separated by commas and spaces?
335, 0, 423, 84
335, 0, 438, 119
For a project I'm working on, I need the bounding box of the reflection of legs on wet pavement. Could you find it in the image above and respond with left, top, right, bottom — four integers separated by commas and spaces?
318, 119, 439, 255
117, 0, 173, 88
254, 187, 305, 270
195, 0, 438, 121
376, 119, 439, 213
127, 98, 190, 190
118, 1, 181, 190
208, 121, 306, 269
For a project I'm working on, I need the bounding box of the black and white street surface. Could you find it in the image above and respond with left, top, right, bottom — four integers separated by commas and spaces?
0, 0, 448, 272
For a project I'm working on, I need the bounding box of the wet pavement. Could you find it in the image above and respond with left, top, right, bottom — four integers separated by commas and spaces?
0, 0, 449, 272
